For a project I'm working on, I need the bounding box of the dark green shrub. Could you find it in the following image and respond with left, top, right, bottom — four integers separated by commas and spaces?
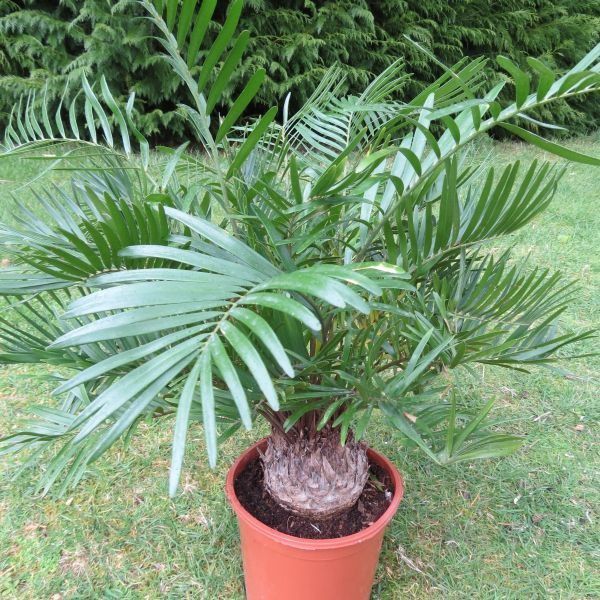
1, 0, 598, 139
0, 0, 185, 137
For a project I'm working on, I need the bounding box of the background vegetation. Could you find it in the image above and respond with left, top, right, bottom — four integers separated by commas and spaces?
1, 0, 599, 139
1, 137, 597, 599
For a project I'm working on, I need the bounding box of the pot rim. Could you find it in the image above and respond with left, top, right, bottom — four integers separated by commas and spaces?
225, 437, 404, 550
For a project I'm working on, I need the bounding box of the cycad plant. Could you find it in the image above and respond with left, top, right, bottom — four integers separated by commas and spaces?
1, 0, 598, 519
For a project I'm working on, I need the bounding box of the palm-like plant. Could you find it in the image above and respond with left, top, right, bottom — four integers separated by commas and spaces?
1, 0, 598, 517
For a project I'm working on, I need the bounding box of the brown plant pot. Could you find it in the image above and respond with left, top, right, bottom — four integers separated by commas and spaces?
225, 438, 404, 600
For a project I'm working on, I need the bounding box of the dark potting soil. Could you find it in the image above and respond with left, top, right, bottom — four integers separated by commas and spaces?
234, 457, 393, 539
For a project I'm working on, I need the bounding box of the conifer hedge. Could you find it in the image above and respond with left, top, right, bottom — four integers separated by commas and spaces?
1, 0, 598, 139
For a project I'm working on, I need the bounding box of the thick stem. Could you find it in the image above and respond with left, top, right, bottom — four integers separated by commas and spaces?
261, 426, 369, 519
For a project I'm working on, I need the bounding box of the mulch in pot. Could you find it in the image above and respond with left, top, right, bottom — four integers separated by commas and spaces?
234, 456, 393, 539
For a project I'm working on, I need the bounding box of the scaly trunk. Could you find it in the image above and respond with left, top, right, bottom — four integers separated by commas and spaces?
261, 427, 369, 519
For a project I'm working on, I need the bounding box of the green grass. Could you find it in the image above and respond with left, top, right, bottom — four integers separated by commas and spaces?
1, 137, 599, 599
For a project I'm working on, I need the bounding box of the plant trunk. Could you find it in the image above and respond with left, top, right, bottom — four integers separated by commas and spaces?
261, 427, 369, 519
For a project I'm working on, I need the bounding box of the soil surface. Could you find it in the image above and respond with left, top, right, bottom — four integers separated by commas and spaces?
234, 456, 393, 539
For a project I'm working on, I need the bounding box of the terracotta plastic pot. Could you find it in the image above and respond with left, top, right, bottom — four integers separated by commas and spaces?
225, 438, 404, 600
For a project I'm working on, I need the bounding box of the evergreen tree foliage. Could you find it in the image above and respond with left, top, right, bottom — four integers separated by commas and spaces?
0, 0, 186, 137
236, 0, 600, 130
1, 0, 598, 139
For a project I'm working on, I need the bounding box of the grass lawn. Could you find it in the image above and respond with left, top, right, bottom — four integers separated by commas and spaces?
0, 137, 599, 599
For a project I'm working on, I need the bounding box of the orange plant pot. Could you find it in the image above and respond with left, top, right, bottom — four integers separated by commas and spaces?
225, 438, 404, 600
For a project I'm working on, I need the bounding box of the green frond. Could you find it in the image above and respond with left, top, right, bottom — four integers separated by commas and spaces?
1, 76, 150, 172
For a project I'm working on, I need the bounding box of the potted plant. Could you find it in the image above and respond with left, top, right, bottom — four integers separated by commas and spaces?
1, 2, 598, 598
